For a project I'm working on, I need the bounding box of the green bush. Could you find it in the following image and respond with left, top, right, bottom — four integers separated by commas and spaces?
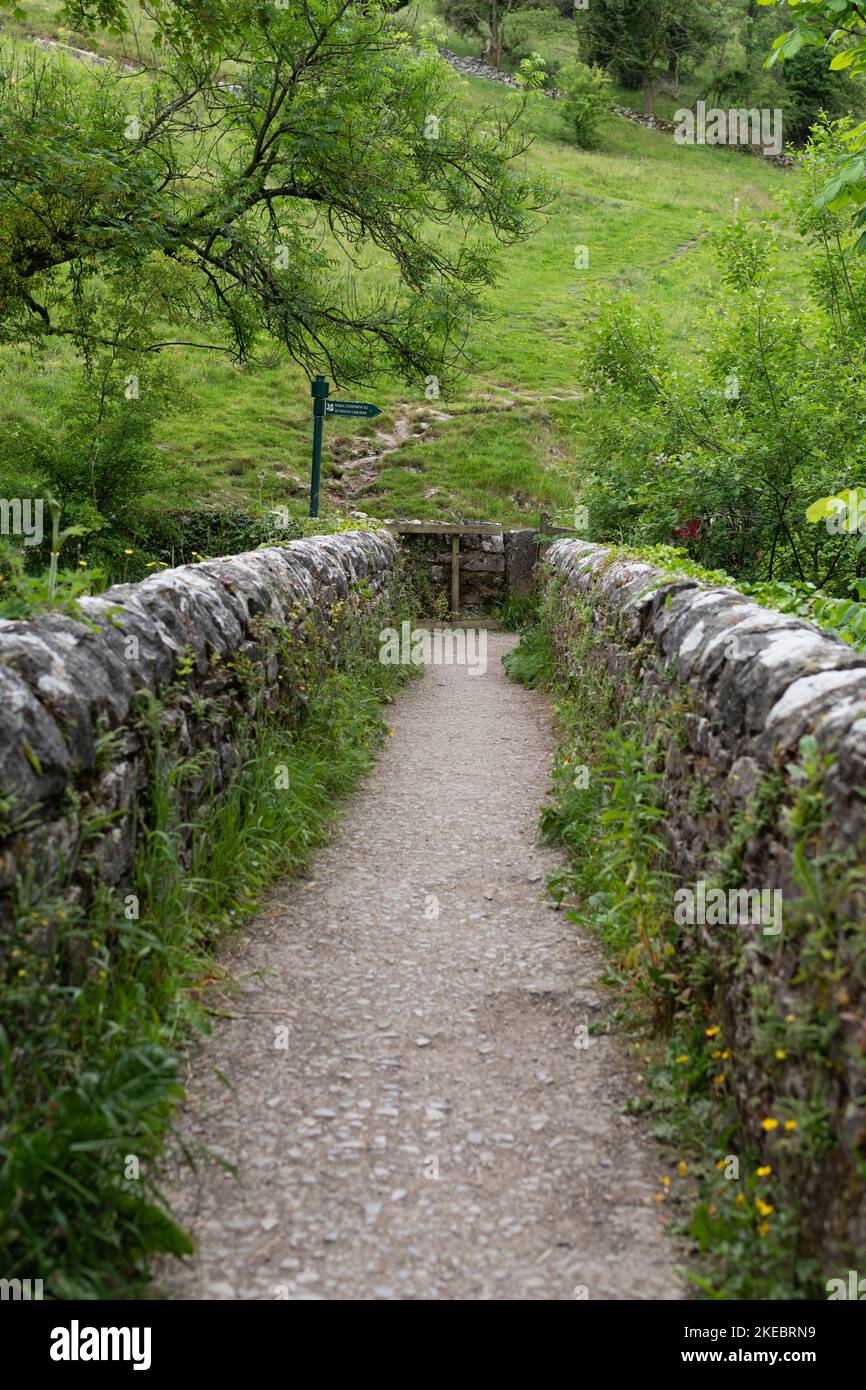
0, 356, 189, 568
556, 59, 611, 149
122, 507, 305, 577
574, 131, 866, 599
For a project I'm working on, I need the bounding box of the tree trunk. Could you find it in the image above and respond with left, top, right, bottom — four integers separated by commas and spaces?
642, 70, 654, 117
488, 0, 500, 69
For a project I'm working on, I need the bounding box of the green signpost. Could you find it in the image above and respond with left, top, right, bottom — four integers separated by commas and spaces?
309, 374, 381, 517
309, 374, 329, 520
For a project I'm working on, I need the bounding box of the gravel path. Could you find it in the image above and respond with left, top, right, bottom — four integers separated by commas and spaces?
159, 634, 683, 1301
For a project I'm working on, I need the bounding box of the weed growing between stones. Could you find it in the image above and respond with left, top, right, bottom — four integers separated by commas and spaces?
0, 582, 416, 1298
504, 580, 864, 1298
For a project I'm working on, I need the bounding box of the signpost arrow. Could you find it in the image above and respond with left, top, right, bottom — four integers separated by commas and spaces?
309, 375, 381, 517
324, 400, 382, 418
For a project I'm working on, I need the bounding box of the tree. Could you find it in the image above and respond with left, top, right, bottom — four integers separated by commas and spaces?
0, 1, 551, 388
577, 0, 714, 115
782, 45, 852, 144
697, 2, 854, 138
444, 0, 512, 69
760, 0, 866, 245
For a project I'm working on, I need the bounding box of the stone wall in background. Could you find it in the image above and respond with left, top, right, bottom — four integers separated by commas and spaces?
0, 531, 397, 926
394, 522, 538, 616
545, 537, 866, 1271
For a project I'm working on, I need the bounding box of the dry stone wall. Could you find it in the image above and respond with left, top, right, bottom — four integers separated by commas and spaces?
547, 539, 866, 859
0, 530, 397, 925
545, 538, 866, 1271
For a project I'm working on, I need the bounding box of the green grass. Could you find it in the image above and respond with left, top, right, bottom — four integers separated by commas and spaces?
0, 6, 798, 528
173, 76, 797, 522
151, 86, 794, 523
357, 403, 576, 523
0, 0, 157, 62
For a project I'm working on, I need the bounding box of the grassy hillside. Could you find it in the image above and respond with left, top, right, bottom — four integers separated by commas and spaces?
0, 5, 797, 534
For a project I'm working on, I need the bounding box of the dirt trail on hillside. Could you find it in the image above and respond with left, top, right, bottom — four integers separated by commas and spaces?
159, 634, 684, 1301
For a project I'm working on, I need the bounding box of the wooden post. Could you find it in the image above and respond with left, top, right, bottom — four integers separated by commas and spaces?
450, 535, 460, 621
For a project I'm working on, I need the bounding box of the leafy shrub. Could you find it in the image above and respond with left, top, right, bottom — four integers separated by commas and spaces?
0, 356, 189, 567
574, 144, 866, 599
557, 59, 611, 148
124, 507, 305, 576
0, 540, 102, 620
780, 46, 853, 146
